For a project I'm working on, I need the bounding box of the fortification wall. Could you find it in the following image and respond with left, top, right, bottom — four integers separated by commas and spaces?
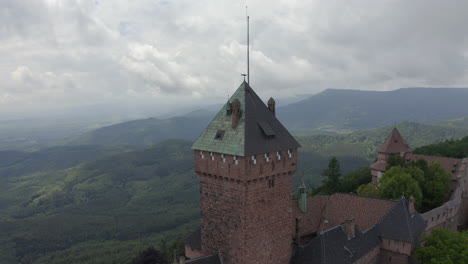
422, 158, 468, 232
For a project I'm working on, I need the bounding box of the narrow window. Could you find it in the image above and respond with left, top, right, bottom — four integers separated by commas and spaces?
251, 155, 257, 165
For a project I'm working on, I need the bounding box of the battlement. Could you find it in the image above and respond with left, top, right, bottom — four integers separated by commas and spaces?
193, 149, 298, 181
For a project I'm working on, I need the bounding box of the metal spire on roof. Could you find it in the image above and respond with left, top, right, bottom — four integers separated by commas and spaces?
246, 5, 250, 85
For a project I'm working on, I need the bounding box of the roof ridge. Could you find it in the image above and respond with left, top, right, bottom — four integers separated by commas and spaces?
402, 198, 414, 242
320, 231, 326, 264
331, 192, 397, 203
365, 197, 404, 232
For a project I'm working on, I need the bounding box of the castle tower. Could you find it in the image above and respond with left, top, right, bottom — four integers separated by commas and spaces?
190, 81, 301, 264
370, 128, 413, 184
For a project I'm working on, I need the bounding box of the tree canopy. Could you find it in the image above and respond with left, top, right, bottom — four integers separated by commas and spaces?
382, 156, 451, 212
416, 229, 468, 264
378, 166, 423, 208
356, 183, 379, 198
414, 136, 468, 159
131, 247, 169, 264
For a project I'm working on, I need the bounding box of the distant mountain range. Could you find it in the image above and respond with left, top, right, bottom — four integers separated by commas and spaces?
60, 88, 468, 149
1, 87, 467, 152
277, 87, 468, 131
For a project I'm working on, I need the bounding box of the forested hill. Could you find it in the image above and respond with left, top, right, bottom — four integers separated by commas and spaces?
0, 139, 367, 263
414, 136, 468, 158
0, 140, 200, 263
297, 121, 468, 161
277, 88, 468, 131
64, 116, 212, 147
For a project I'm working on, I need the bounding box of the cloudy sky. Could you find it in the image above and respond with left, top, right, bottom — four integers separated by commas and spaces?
1, 0, 468, 119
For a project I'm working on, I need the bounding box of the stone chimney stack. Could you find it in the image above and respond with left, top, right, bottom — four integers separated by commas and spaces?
268, 97, 276, 116
343, 218, 356, 239
231, 99, 241, 129
409, 195, 415, 216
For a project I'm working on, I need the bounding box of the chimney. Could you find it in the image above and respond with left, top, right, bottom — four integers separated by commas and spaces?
299, 182, 307, 213
343, 218, 356, 239
231, 99, 241, 129
408, 195, 415, 216
268, 97, 276, 116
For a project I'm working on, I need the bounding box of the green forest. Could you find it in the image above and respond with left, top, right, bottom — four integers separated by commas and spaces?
0, 119, 467, 263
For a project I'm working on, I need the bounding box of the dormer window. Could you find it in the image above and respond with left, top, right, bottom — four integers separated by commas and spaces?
214, 130, 225, 140
258, 121, 275, 139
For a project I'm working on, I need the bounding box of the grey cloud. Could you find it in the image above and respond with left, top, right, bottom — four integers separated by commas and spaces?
0, 0, 467, 118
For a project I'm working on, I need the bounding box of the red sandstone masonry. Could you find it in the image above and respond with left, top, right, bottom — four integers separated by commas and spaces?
194, 149, 297, 264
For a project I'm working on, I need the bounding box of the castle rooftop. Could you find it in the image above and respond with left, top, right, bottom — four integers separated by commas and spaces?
191, 81, 300, 156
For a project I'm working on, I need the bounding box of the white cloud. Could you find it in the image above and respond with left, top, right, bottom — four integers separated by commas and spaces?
0, 0, 468, 117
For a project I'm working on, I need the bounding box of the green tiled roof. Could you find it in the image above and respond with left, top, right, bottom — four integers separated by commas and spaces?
191, 81, 300, 156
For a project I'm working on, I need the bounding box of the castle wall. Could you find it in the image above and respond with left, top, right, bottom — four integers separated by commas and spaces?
194, 150, 297, 181
355, 245, 380, 264
380, 238, 412, 256
378, 249, 409, 264
198, 173, 246, 260
422, 158, 468, 232
194, 150, 297, 264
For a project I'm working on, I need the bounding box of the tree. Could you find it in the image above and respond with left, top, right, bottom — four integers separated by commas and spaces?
321, 157, 341, 194
383, 158, 451, 212
414, 136, 468, 159
421, 162, 451, 211
356, 183, 379, 197
378, 166, 423, 208
132, 247, 169, 264
416, 229, 468, 264
339, 166, 372, 193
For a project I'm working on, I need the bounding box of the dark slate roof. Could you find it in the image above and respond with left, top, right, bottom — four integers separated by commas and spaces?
291, 197, 426, 264
377, 128, 413, 154
291, 225, 381, 264
186, 253, 223, 264
191, 81, 301, 156
185, 228, 201, 251
377, 198, 426, 243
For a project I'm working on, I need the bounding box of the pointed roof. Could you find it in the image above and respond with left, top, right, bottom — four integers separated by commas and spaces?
377, 128, 413, 154
191, 81, 301, 156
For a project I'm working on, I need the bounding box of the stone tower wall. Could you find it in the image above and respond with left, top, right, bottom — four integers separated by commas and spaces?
194, 150, 297, 264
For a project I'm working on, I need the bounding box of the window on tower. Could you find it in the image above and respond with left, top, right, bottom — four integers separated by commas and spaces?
214, 130, 225, 140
